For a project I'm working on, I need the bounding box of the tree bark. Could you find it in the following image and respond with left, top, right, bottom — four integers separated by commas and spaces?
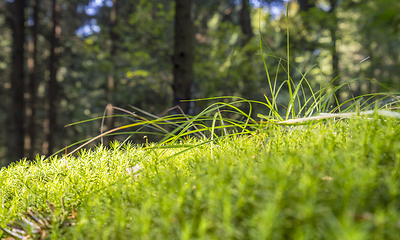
239, 0, 254, 46
238, 0, 256, 103
26, 0, 39, 159
329, 0, 340, 108
43, 0, 60, 155
173, 0, 194, 115
106, 0, 118, 145
7, 0, 26, 163
298, 0, 314, 12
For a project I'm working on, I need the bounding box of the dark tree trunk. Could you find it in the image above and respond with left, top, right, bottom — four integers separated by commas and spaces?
239, 0, 254, 46
329, 0, 340, 107
173, 0, 194, 115
298, 0, 314, 12
297, 0, 316, 40
106, 0, 118, 145
26, 0, 39, 159
238, 0, 255, 102
365, 34, 375, 96
330, 26, 340, 102
43, 0, 60, 155
7, 0, 26, 163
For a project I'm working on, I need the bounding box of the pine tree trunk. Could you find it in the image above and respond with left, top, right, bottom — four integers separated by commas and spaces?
238, 0, 255, 103
173, 0, 194, 115
239, 0, 253, 46
329, 0, 340, 108
298, 0, 314, 12
43, 0, 60, 155
7, 0, 26, 163
26, 0, 39, 159
106, 0, 118, 146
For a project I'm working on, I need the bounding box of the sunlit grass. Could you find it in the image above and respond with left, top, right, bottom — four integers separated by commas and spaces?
1, 64, 400, 239
1, 115, 400, 239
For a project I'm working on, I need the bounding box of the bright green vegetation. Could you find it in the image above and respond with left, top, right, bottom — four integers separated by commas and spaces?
1, 115, 400, 239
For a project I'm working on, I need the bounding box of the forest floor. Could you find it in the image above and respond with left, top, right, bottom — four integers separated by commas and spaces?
1, 116, 400, 239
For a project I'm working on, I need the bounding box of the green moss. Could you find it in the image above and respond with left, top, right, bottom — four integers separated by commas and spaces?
1, 116, 400, 239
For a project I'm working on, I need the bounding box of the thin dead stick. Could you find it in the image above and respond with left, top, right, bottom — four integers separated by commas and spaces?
66, 126, 127, 157
264, 95, 288, 110
66, 108, 190, 157
139, 105, 206, 138
347, 83, 359, 108
112, 106, 171, 135
100, 104, 111, 145
217, 109, 228, 136
101, 104, 169, 145
63, 146, 69, 169
169, 105, 206, 138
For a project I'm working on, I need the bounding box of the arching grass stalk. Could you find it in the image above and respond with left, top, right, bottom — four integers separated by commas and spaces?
60, 97, 261, 159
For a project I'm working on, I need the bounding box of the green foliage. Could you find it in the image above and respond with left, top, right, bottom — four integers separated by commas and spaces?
1, 115, 400, 239
0, 200, 76, 240
1, 0, 400, 161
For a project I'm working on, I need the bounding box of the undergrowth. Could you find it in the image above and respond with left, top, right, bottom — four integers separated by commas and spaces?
1, 116, 400, 239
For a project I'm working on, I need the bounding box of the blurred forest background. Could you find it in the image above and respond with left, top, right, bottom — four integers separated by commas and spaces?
0, 0, 399, 166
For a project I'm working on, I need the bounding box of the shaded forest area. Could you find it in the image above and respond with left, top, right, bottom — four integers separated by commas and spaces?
0, 0, 399, 166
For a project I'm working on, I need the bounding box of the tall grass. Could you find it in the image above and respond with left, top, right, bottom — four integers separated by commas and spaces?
55, 5, 400, 157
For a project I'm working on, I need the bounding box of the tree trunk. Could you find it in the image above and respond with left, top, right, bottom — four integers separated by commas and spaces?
298, 0, 314, 12
329, 0, 340, 108
238, 0, 255, 104
239, 0, 253, 46
173, 0, 194, 115
26, 0, 39, 159
43, 0, 60, 155
106, 0, 118, 146
7, 0, 26, 163
297, 0, 315, 31
365, 33, 375, 95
